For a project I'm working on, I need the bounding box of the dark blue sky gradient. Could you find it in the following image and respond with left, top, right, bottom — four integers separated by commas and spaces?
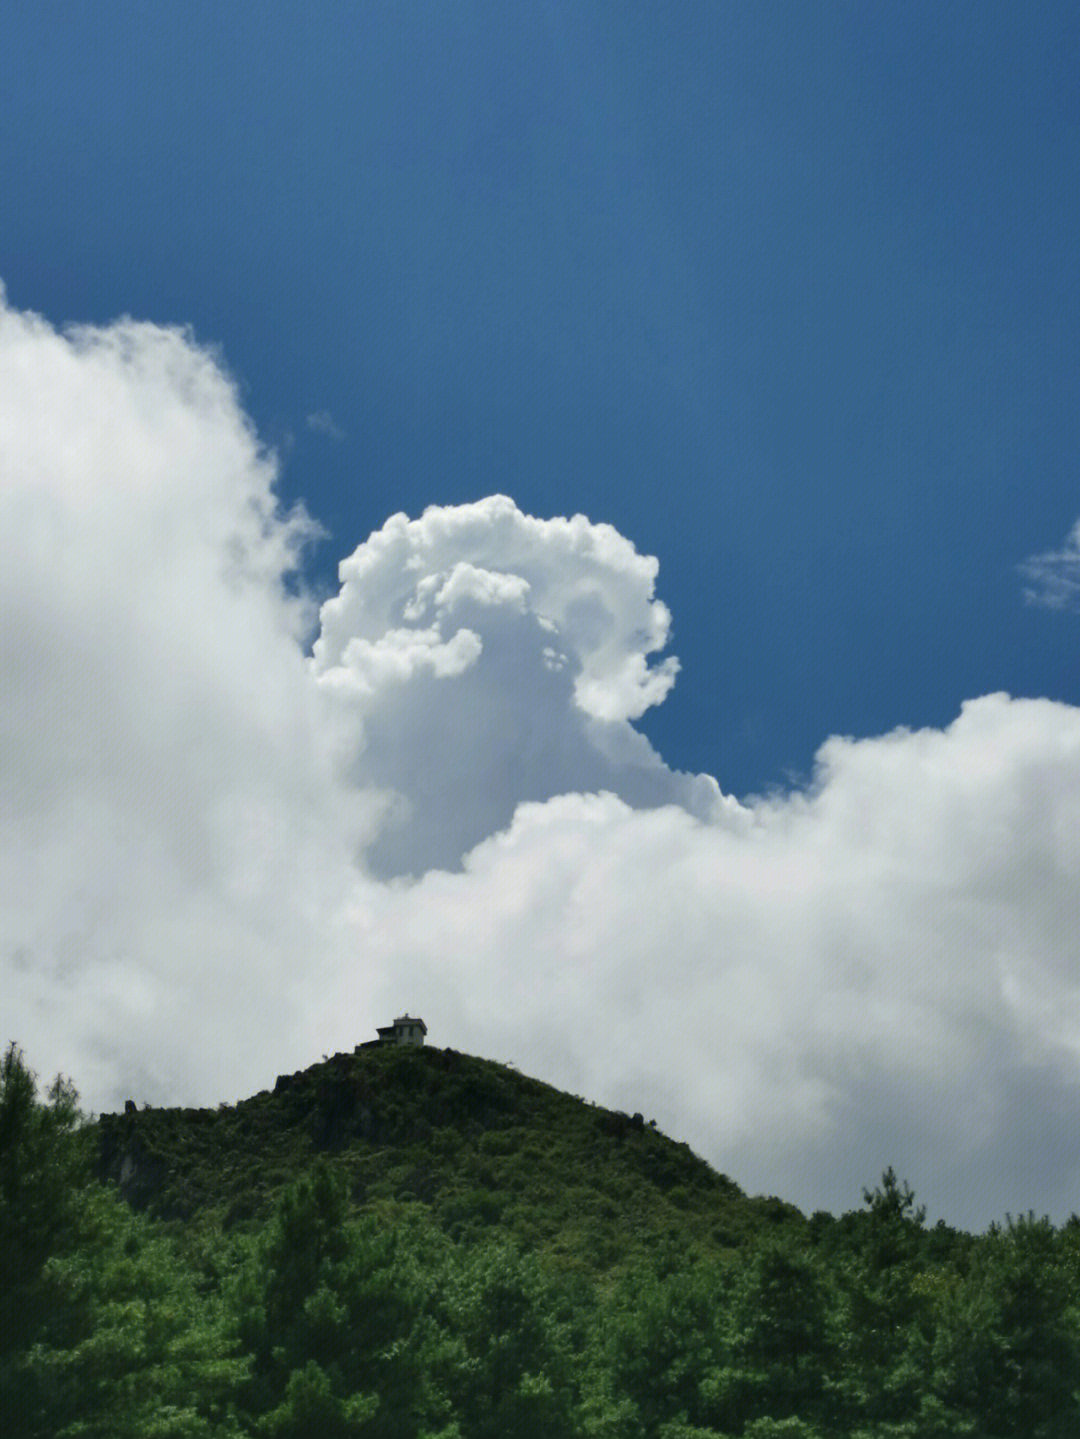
4, 2, 1078, 795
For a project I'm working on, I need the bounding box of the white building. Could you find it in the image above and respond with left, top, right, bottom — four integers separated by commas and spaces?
374, 1014, 427, 1046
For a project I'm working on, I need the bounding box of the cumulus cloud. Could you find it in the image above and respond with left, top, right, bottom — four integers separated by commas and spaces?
0, 290, 372, 1105
311, 495, 725, 876
306, 694, 1080, 1226
5, 285, 1080, 1228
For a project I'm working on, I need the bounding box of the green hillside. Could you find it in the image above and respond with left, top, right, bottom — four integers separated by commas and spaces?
96, 1042, 798, 1271
5, 1039, 1080, 1438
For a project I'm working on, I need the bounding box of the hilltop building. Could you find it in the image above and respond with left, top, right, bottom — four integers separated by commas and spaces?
358, 1015, 427, 1049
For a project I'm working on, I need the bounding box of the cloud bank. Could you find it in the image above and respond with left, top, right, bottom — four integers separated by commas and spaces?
5, 287, 1080, 1228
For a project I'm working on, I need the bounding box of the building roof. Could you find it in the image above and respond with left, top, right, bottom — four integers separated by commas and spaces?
376, 1014, 427, 1034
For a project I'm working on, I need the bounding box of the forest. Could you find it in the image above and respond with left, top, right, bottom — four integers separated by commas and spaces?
3, 1039, 1079, 1438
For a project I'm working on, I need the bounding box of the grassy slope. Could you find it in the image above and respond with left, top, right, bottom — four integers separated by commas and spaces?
96, 1044, 799, 1275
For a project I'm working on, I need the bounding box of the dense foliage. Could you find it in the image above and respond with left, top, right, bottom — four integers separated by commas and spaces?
4, 1042, 1080, 1436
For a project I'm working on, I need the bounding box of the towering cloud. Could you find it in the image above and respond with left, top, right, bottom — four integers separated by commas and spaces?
0, 291, 370, 1104
4, 287, 1080, 1226
312, 495, 727, 876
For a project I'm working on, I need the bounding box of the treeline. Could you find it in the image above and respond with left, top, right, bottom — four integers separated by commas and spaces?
3, 1044, 1079, 1438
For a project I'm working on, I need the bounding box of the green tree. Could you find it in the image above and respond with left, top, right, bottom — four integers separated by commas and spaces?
832, 1171, 934, 1431
25, 1199, 249, 1438
235, 1167, 449, 1437
255, 1359, 378, 1437
930, 1214, 1080, 1437
254, 1160, 351, 1350
0, 1044, 87, 1366
0, 1045, 247, 1438
708, 1239, 832, 1431
605, 1257, 727, 1435
432, 1239, 579, 1439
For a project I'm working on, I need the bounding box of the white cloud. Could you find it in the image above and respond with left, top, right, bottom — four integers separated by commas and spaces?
317, 695, 1080, 1225
311, 495, 724, 877
5, 285, 1080, 1228
0, 290, 373, 1107
1019, 521, 1080, 610
314, 495, 681, 723
305, 408, 345, 441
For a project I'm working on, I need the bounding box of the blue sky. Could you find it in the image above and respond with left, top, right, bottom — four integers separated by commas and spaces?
5, 1, 1077, 796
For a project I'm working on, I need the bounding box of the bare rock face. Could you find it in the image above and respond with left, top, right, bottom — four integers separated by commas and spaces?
96, 1108, 183, 1217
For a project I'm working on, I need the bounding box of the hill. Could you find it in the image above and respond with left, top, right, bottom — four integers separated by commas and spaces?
96, 1041, 798, 1273
9, 1038, 1080, 1436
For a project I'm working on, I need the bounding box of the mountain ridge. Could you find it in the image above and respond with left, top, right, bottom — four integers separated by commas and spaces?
95, 1040, 799, 1272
